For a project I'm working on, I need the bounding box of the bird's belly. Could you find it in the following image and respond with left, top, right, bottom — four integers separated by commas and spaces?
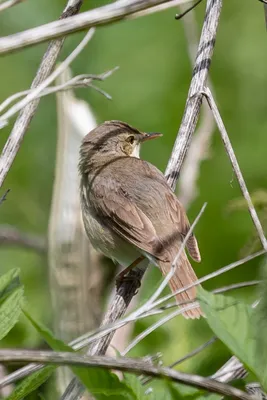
82, 206, 140, 267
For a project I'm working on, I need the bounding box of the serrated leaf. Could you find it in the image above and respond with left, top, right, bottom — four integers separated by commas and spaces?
23, 311, 137, 400
197, 287, 258, 379
0, 269, 24, 340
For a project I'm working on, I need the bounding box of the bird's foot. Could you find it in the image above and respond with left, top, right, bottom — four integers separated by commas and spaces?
115, 256, 144, 294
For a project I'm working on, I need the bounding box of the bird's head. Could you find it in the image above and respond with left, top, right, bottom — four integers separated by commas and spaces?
79, 120, 162, 173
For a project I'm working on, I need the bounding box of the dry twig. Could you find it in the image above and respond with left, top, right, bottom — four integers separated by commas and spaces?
0, 0, 196, 55
0, 0, 24, 13
0, 29, 95, 130
202, 87, 267, 250
0, 0, 84, 189
0, 253, 263, 390
0, 349, 254, 400
178, 3, 215, 207
0, 67, 118, 115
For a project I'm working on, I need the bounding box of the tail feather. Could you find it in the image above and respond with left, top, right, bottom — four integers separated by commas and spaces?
159, 251, 203, 319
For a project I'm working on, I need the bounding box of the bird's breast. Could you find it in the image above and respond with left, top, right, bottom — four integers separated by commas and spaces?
81, 190, 140, 267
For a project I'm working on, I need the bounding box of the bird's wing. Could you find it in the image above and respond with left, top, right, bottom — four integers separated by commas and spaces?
130, 160, 201, 263
89, 157, 200, 263
90, 179, 167, 262
164, 191, 201, 262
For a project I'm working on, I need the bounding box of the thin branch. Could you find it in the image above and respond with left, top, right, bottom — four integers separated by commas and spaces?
137, 203, 206, 316
0, 0, 84, 189
0, 189, 10, 206
0, 67, 118, 114
0, 263, 262, 389
0, 29, 95, 129
202, 87, 267, 250
122, 303, 200, 355
0, 350, 254, 400
212, 356, 247, 383
165, 0, 223, 189
147, 250, 266, 312
177, 3, 216, 207
0, 0, 24, 13
0, 225, 46, 253
175, 0, 203, 19
142, 280, 261, 316
0, 364, 13, 397
170, 336, 217, 368
0, 0, 196, 56
141, 336, 217, 385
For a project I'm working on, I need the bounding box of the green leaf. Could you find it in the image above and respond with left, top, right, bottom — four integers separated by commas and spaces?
7, 365, 55, 400
22, 311, 138, 400
0, 268, 24, 340
197, 287, 258, 378
169, 382, 201, 398
124, 373, 147, 400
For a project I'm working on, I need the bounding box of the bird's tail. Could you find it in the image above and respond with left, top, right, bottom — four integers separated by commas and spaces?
159, 250, 202, 319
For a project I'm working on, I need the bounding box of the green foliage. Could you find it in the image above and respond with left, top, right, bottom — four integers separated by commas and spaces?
7, 366, 56, 400
197, 287, 266, 390
0, 268, 24, 341
21, 311, 139, 400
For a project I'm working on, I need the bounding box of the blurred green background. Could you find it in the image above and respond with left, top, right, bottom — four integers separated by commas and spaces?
0, 0, 267, 397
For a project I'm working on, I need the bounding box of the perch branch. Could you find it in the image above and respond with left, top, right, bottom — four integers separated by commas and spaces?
0, 0, 196, 55
0, 0, 84, 189
0, 350, 254, 400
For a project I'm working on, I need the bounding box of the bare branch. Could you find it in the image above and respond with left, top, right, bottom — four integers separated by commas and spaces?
0, 225, 46, 253
136, 203, 206, 316
170, 336, 217, 367
0, 189, 10, 206
0, 67, 118, 114
0, 260, 262, 389
0, 364, 13, 397
0, 0, 24, 13
165, 0, 222, 190
0, 350, 254, 400
0, 0, 84, 189
178, 3, 216, 207
0, 0, 196, 56
0, 29, 95, 129
202, 87, 267, 250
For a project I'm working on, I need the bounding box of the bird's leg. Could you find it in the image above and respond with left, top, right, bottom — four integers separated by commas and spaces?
115, 255, 145, 292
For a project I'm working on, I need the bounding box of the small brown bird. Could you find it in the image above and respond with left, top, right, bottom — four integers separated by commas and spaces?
79, 121, 202, 319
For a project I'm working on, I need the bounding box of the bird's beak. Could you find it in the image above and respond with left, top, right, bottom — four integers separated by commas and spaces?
140, 132, 163, 142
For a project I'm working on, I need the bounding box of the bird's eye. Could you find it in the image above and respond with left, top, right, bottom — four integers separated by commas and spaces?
127, 135, 135, 144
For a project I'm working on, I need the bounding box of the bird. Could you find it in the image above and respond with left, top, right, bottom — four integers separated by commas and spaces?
79, 120, 202, 319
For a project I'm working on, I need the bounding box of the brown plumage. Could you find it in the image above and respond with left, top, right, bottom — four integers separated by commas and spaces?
79, 120, 202, 319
